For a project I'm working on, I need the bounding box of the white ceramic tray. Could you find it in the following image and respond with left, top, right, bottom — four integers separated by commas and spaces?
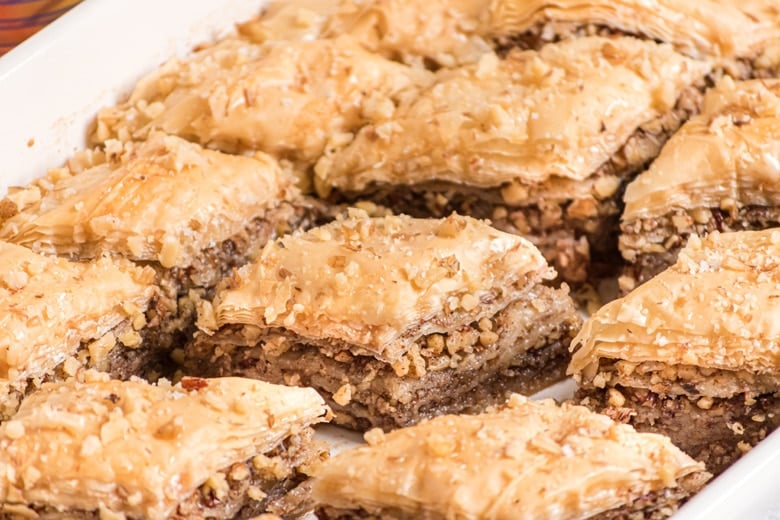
1, 1, 779, 518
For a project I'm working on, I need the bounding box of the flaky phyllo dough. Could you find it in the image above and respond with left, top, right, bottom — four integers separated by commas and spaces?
570, 230, 780, 473
188, 212, 581, 430
620, 78, 780, 290
573, 229, 780, 398
315, 36, 708, 192
0, 242, 155, 418
237, 0, 492, 67
487, 0, 780, 68
92, 36, 432, 165
0, 372, 330, 519
0, 133, 301, 285
314, 395, 708, 520
206, 212, 553, 362
313, 36, 708, 282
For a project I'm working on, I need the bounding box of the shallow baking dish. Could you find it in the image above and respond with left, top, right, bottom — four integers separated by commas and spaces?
1, 1, 779, 518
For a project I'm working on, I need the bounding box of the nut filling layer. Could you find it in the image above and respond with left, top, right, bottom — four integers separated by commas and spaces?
570, 229, 780, 474
186, 213, 582, 430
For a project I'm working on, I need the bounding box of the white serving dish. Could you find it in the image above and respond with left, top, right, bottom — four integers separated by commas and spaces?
1, 1, 779, 518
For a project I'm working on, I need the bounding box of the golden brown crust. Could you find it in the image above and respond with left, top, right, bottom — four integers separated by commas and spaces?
488, 0, 780, 61
0, 242, 155, 408
239, 0, 491, 67
314, 37, 709, 196
92, 37, 432, 163
0, 133, 297, 269
313, 395, 707, 519
571, 230, 780, 385
622, 78, 780, 229
0, 372, 330, 518
208, 212, 552, 362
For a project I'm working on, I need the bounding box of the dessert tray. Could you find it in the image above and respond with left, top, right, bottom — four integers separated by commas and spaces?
2, 0, 780, 518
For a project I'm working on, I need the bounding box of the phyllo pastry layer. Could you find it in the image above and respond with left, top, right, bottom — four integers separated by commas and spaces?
571, 230, 780, 474
92, 36, 432, 167
620, 78, 780, 291
0, 133, 313, 352
186, 212, 581, 430
314, 36, 709, 283
487, 0, 780, 74
238, 0, 492, 68
0, 372, 330, 519
0, 242, 155, 418
314, 395, 709, 520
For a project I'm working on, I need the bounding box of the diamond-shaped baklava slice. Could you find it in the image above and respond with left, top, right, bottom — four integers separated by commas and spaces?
620, 78, 780, 291
571, 229, 780, 475
186, 212, 581, 431
0, 133, 314, 352
0, 241, 155, 418
487, 0, 780, 76
314, 37, 709, 283
0, 371, 330, 519
314, 395, 709, 520
92, 36, 432, 169
238, 0, 491, 67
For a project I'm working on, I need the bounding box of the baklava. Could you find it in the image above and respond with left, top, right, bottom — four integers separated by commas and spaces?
314, 36, 709, 283
620, 78, 780, 291
314, 395, 709, 519
186, 212, 581, 431
0, 241, 155, 418
0, 133, 313, 352
571, 230, 780, 475
487, 0, 780, 77
238, 0, 491, 68
0, 371, 331, 519
92, 36, 432, 171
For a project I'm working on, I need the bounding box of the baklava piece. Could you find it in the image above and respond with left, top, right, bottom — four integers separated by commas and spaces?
620, 78, 780, 291
186, 212, 581, 431
0, 133, 314, 353
92, 36, 432, 171
570, 230, 780, 475
314, 395, 709, 519
238, 0, 491, 68
0, 241, 155, 418
487, 0, 780, 77
314, 37, 709, 283
0, 372, 331, 519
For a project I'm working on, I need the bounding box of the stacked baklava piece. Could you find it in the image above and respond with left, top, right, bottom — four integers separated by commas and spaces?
2, 0, 780, 518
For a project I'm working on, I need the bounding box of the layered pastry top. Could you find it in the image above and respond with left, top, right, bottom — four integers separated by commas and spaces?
571, 229, 780, 396
314, 36, 709, 196
93, 36, 433, 162
487, 0, 780, 61
209, 212, 551, 362
623, 78, 780, 223
314, 394, 706, 519
0, 372, 330, 519
239, 0, 492, 67
0, 242, 155, 397
0, 133, 297, 269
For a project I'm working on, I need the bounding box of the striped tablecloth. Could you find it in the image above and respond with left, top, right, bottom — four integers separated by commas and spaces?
0, 0, 81, 55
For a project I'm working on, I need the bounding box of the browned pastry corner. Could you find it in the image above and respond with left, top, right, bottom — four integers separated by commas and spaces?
313, 395, 709, 519
620, 78, 780, 292
185, 211, 581, 431
0, 372, 330, 519
0, 133, 319, 360
570, 229, 780, 475
0, 241, 155, 419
